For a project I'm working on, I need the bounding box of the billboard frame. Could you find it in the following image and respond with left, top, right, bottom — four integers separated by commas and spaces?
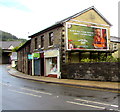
65, 22, 109, 51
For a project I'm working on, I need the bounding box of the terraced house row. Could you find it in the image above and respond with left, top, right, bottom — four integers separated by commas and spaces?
17, 6, 120, 81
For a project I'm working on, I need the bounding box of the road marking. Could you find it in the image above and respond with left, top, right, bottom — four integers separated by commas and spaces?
20, 87, 52, 96
110, 105, 119, 108
0, 82, 12, 87
75, 98, 118, 107
8, 89, 42, 98
0, 82, 52, 96
66, 101, 105, 109
109, 109, 120, 112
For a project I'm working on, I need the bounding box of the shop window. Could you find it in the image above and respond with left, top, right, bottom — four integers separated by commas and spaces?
49, 32, 54, 46
46, 57, 57, 74
51, 57, 57, 73
41, 35, 44, 48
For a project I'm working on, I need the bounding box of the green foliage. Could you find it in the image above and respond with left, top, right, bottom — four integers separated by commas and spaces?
12, 42, 25, 52
0, 30, 27, 52
0, 30, 27, 42
81, 55, 119, 63
0, 30, 17, 41
81, 58, 91, 63
105, 56, 118, 62
12, 46, 20, 52
117, 58, 120, 62
98, 54, 118, 62
18, 38, 27, 43
99, 54, 106, 62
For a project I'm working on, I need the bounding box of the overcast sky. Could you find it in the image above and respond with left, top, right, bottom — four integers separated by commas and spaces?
0, 0, 119, 39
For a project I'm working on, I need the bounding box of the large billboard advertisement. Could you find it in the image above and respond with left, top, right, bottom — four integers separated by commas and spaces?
66, 23, 108, 50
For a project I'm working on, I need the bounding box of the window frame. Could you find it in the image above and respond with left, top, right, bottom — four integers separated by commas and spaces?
41, 35, 44, 48
35, 37, 37, 49
49, 32, 54, 46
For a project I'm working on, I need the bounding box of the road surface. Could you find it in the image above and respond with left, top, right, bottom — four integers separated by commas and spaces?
1, 65, 120, 111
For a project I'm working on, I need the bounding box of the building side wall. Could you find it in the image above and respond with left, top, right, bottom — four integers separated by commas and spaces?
72, 10, 109, 25
67, 9, 111, 44
17, 50, 22, 72
17, 8, 117, 80
17, 42, 31, 74
63, 9, 112, 64
30, 26, 63, 51
31, 38, 35, 52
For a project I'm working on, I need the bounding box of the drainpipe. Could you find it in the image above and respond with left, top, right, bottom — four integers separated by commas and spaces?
32, 53, 34, 76
57, 49, 61, 79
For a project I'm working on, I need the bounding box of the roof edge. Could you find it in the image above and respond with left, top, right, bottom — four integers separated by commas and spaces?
17, 39, 31, 51
29, 23, 63, 38
59, 6, 112, 26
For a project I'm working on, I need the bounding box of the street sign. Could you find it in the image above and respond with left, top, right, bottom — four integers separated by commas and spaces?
28, 54, 33, 59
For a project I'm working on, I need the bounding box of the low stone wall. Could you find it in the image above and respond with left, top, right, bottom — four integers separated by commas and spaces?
61, 62, 120, 82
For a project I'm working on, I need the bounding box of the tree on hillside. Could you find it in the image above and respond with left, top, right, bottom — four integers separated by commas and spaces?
0, 30, 27, 42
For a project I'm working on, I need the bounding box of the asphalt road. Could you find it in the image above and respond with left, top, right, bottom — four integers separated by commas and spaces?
1, 65, 120, 111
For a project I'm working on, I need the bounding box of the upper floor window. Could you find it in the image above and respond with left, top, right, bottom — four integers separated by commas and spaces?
49, 32, 54, 46
28, 44, 30, 53
35, 38, 37, 49
41, 35, 44, 48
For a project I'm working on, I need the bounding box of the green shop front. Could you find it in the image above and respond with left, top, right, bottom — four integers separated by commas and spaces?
31, 52, 44, 76
33, 52, 41, 76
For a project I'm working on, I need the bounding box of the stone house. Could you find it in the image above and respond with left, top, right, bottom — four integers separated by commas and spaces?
17, 6, 119, 81
17, 39, 31, 75
0, 41, 22, 64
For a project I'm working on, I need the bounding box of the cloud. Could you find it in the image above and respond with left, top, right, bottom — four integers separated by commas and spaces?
0, 0, 119, 39
0, 0, 30, 12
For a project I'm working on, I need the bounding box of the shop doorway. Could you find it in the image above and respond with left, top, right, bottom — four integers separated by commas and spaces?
34, 59, 41, 76
28, 60, 32, 75
40, 53, 44, 76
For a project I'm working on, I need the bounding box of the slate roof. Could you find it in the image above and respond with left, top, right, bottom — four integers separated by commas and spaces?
29, 6, 112, 38
0, 41, 22, 49
17, 39, 31, 51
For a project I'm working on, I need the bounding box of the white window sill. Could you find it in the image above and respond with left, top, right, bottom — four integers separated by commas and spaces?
48, 45, 53, 48
41, 47, 44, 49
48, 72, 58, 74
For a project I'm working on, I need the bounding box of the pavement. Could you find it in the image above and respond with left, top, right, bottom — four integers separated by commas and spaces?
7, 65, 120, 91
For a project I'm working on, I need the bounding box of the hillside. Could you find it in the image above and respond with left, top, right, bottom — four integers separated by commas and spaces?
0, 30, 27, 42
